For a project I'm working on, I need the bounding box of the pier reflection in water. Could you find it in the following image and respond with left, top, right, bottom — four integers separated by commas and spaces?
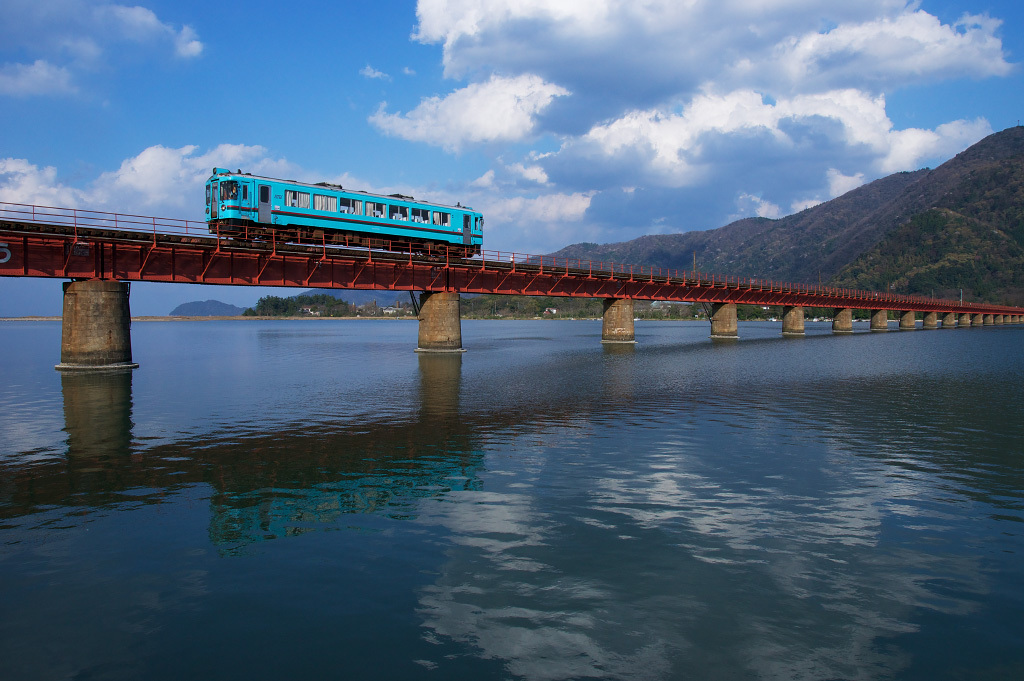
0, 319, 1022, 680
62, 369, 134, 460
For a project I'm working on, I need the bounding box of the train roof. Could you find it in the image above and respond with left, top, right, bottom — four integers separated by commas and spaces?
209, 168, 477, 213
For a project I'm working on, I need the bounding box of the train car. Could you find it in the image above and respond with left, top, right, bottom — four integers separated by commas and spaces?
205, 168, 483, 256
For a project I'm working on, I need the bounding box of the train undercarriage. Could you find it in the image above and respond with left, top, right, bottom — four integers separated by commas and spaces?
208, 219, 480, 258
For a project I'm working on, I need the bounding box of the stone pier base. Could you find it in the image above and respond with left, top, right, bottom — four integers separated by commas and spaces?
995, 314, 1004, 325
983, 314, 994, 326
870, 309, 889, 332
973, 313, 985, 327
923, 311, 938, 329
899, 310, 916, 331
710, 303, 738, 338
782, 306, 805, 335
56, 280, 138, 371
959, 313, 972, 328
601, 298, 636, 343
416, 291, 465, 352
941, 312, 957, 329
832, 308, 853, 333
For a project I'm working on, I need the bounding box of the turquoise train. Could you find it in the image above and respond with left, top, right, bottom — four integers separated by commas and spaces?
205, 168, 483, 256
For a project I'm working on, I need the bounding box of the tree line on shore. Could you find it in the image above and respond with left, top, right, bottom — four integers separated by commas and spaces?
244, 293, 866, 321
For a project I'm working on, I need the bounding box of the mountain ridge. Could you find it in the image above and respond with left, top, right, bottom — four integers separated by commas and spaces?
552, 126, 1024, 303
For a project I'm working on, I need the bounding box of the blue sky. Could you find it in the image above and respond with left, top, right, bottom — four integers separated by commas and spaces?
2, 0, 1022, 315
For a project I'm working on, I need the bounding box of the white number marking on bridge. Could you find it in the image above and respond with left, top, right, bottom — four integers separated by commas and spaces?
0, 242, 11, 264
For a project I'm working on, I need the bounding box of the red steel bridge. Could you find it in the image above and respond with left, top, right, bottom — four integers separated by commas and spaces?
3, 202, 1022, 317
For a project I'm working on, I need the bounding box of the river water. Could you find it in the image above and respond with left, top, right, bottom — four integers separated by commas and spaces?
1, 318, 1022, 680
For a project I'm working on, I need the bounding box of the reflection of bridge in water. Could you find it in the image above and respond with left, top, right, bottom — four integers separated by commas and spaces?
0, 356, 479, 548
3, 202, 1023, 369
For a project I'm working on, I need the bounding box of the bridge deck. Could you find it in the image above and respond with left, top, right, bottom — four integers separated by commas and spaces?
2, 202, 1021, 316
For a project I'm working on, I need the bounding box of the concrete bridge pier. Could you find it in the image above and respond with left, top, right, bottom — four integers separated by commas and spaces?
710, 303, 738, 339
923, 311, 938, 329
782, 306, 805, 336
832, 308, 853, 333
827, 307, 851, 331
870, 309, 889, 332
56, 280, 138, 371
899, 311, 917, 331
416, 291, 465, 353
984, 314, 995, 326
995, 314, 1004, 325
973, 313, 985, 327
941, 312, 957, 329
959, 313, 972, 327
602, 298, 636, 343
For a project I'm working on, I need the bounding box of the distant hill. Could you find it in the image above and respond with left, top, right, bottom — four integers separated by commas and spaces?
294, 289, 415, 307
552, 126, 1024, 304
170, 300, 246, 316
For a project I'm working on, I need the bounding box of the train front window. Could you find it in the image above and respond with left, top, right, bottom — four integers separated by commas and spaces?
220, 181, 239, 201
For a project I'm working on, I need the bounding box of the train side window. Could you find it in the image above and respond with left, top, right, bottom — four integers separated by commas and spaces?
411, 208, 428, 223
285, 190, 310, 208
259, 185, 270, 203
313, 194, 337, 212
340, 198, 362, 215
464, 215, 471, 229
432, 211, 450, 227
206, 184, 210, 205
366, 202, 384, 217
476, 216, 483, 231
389, 205, 408, 221
242, 185, 248, 201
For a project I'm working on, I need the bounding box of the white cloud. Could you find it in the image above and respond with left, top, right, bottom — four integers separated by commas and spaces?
406, 0, 1010, 237
1, 144, 282, 217
93, 4, 204, 58
174, 25, 203, 59
879, 118, 992, 173
736, 193, 782, 220
826, 169, 866, 198
360, 64, 390, 80
413, 1, 1010, 95
0, 158, 86, 206
565, 89, 992, 186
771, 11, 1012, 90
0, 1, 203, 97
483, 192, 593, 226
507, 163, 549, 185
791, 198, 823, 212
370, 74, 570, 151
0, 60, 75, 97
470, 169, 495, 188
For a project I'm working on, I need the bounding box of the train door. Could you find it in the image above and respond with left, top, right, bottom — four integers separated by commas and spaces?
210, 181, 218, 219
463, 214, 471, 245
258, 185, 271, 224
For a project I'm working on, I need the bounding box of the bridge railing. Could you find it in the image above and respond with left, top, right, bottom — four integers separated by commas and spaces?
474, 248, 980, 311
0, 202, 207, 239
2, 201, 1010, 313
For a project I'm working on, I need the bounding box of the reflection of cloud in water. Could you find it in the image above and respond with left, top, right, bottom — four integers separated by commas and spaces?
415, 404, 995, 680
417, 490, 676, 680
585, 437, 986, 679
